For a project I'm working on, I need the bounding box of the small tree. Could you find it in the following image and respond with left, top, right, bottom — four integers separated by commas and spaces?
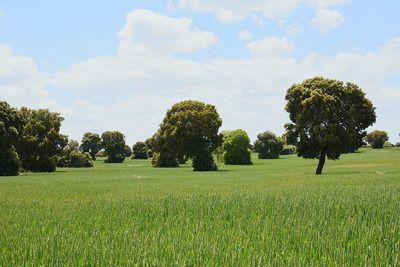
101, 131, 126, 163
254, 131, 284, 159
125, 145, 132, 158
285, 77, 376, 174
17, 108, 67, 172
132, 141, 149, 159
153, 100, 222, 171
80, 132, 101, 160
58, 139, 93, 168
0, 101, 23, 176
366, 130, 389, 149
222, 129, 252, 165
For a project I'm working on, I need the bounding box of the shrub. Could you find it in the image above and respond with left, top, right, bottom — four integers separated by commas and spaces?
69, 151, 94, 168
254, 131, 284, 159
280, 145, 296, 155
151, 152, 179, 167
132, 142, 148, 159
384, 142, 394, 148
222, 129, 252, 165
366, 130, 389, 149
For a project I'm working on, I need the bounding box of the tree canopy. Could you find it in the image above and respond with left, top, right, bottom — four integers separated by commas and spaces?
152, 100, 222, 171
132, 141, 148, 159
222, 129, 252, 165
80, 132, 101, 160
284, 77, 376, 174
101, 131, 126, 163
366, 130, 389, 149
254, 131, 284, 159
0, 101, 23, 176
17, 108, 67, 172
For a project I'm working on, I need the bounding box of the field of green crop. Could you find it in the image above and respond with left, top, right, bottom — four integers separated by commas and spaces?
1, 148, 399, 266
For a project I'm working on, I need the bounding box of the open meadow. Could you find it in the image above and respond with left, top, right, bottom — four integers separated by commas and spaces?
1, 148, 399, 266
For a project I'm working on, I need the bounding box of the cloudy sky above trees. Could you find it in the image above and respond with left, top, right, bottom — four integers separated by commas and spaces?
0, 0, 399, 144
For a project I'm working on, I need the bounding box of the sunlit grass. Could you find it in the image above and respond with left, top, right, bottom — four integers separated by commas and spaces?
1, 148, 399, 265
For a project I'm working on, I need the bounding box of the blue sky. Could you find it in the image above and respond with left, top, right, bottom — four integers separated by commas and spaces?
0, 0, 399, 144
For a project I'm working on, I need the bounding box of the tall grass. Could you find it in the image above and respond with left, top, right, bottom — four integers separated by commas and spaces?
1, 148, 399, 265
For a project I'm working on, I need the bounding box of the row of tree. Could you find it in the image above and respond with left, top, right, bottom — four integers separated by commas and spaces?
2, 77, 396, 176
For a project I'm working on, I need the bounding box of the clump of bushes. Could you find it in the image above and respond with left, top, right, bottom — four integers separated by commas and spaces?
366, 130, 389, 149
58, 140, 93, 168
280, 145, 296, 155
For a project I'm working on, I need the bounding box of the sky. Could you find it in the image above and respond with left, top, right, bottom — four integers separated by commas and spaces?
0, 0, 399, 145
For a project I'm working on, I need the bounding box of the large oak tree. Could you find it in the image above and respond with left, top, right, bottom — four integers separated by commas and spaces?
285, 77, 376, 174
152, 100, 222, 171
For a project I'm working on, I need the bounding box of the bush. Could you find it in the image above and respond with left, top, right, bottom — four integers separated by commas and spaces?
125, 145, 132, 158
280, 145, 296, 155
366, 130, 389, 149
254, 131, 284, 159
222, 129, 252, 165
395, 142, 400, 147
151, 152, 179, 167
69, 151, 94, 167
58, 140, 93, 168
0, 147, 21, 176
384, 142, 394, 148
132, 142, 148, 159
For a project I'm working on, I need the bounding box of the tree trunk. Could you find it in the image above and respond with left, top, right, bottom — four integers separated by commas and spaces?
315, 152, 326, 175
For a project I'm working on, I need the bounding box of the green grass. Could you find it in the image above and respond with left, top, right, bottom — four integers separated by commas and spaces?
1, 148, 400, 266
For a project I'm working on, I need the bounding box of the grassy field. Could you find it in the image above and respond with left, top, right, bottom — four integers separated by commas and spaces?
1, 148, 399, 266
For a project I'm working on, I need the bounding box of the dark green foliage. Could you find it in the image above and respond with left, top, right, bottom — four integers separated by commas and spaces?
58, 139, 93, 168
17, 108, 67, 172
192, 152, 217, 171
125, 145, 132, 158
147, 149, 153, 158
280, 145, 296, 155
69, 151, 93, 168
101, 131, 126, 163
80, 133, 101, 160
366, 130, 389, 149
285, 77, 376, 174
395, 142, 400, 147
0, 147, 21, 176
151, 152, 179, 167
0, 101, 23, 176
152, 100, 222, 171
132, 142, 148, 159
222, 129, 252, 165
254, 131, 284, 159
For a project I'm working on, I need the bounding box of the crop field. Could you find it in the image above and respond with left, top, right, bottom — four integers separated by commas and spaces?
1, 148, 399, 266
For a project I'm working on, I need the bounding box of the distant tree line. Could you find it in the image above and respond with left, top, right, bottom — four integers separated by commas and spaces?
3, 76, 398, 176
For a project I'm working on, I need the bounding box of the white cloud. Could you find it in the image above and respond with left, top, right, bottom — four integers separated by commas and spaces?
2, 10, 400, 143
238, 30, 254, 41
311, 8, 345, 33
247, 37, 295, 57
0, 44, 55, 109
49, 36, 400, 143
117, 9, 217, 56
177, 0, 349, 23
308, 0, 350, 8
177, 0, 301, 22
